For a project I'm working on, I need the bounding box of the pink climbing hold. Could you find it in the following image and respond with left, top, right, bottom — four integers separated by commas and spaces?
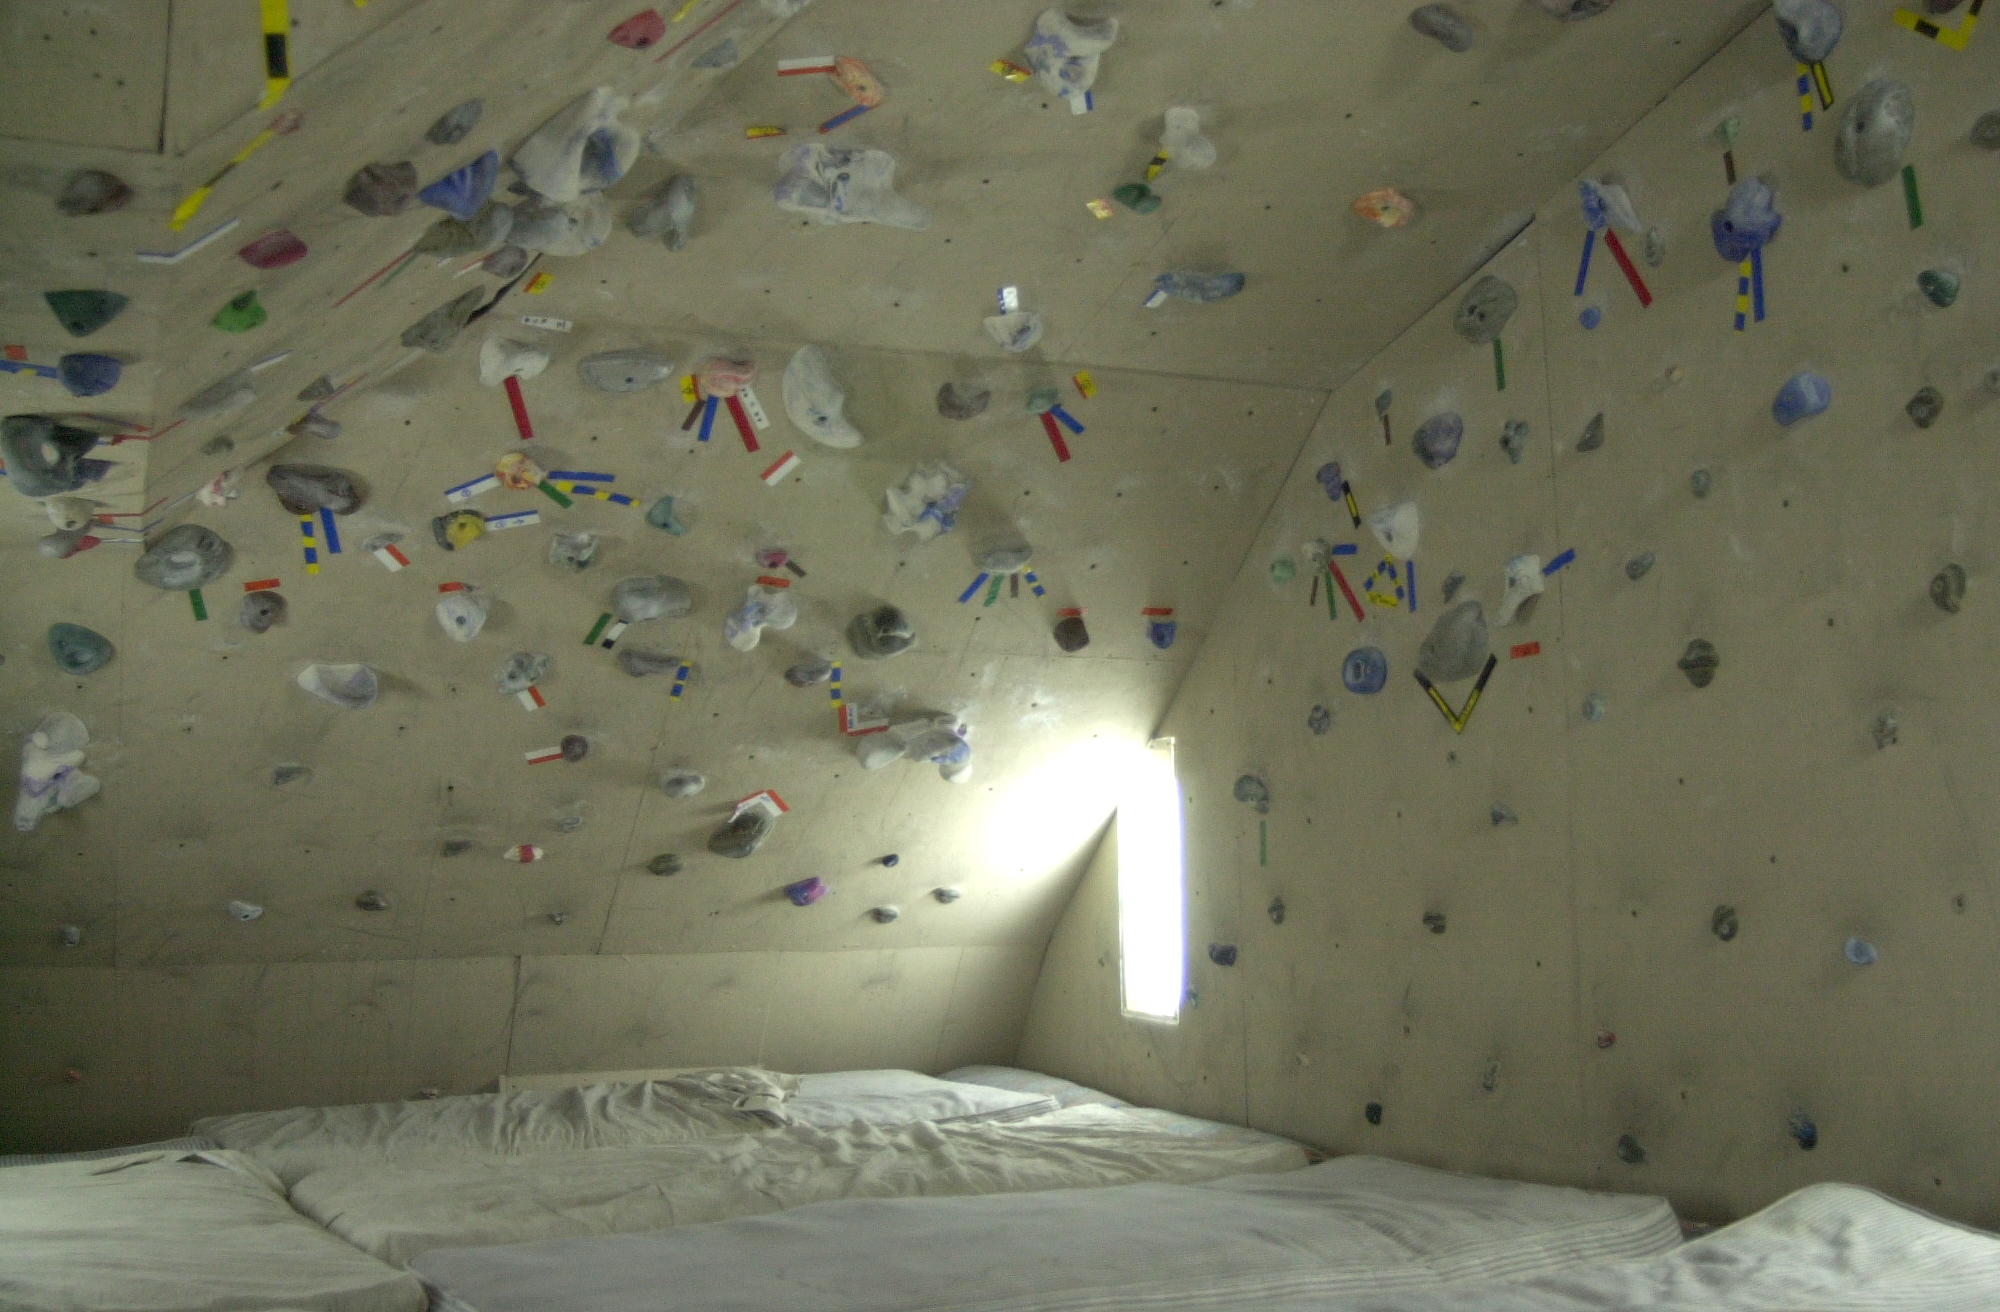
609, 9, 666, 49
238, 229, 307, 269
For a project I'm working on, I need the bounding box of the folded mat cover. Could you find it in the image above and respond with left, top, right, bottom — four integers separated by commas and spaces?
412, 1154, 1681, 1312
294, 1103, 1310, 1266
0, 1149, 425, 1312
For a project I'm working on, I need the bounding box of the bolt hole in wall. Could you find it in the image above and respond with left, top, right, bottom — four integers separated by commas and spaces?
1119, 738, 1184, 1023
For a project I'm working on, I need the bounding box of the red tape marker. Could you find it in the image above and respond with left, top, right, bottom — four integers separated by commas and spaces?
1040, 411, 1071, 462
725, 394, 759, 453
503, 374, 534, 441
1327, 560, 1366, 622
1601, 230, 1653, 308
1510, 641, 1541, 659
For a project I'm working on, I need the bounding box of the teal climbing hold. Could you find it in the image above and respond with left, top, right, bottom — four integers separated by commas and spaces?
44, 289, 127, 337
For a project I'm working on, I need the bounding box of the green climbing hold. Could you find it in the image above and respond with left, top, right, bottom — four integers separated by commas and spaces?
1112, 183, 1161, 214
212, 290, 267, 333
1918, 269, 1960, 309
1025, 386, 1059, 414
44, 289, 127, 338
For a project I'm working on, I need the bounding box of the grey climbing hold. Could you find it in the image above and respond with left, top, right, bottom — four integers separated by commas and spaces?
272, 763, 310, 787
786, 660, 834, 687
1268, 897, 1286, 924
469, 201, 514, 248
1581, 693, 1608, 723
1678, 638, 1719, 688
708, 809, 773, 858
1416, 601, 1489, 683
178, 370, 257, 420
1153, 271, 1245, 303
659, 769, 706, 799
1907, 386, 1944, 429
1441, 572, 1466, 603
427, 98, 484, 145
1410, 3, 1475, 50
612, 576, 692, 623
298, 375, 335, 403
135, 524, 232, 590
47, 623, 112, 675
2, 415, 110, 496
1491, 803, 1519, 826
1535, 0, 1617, 17
1930, 564, 1966, 613
871, 905, 900, 924
849, 606, 915, 659
775, 142, 930, 231
1625, 552, 1656, 580
1576, 413, 1605, 452
1208, 944, 1237, 966
1365, 1103, 1383, 1125
1500, 420, 1528, 465
935, 887, 962, 903
441, 839, 473, 857
1835, 80, 1915, 188
513, 87, 639, 203
1615, 1134, 1646, 1165
628, 174, 697, 250
1690, 469, 1713, 498
1053, 615, 1090, 652
783, 345, 863, 448
1412, 413, 1464, 469
202, 436, 236, 456
1643, 227, 1666, 266
414, 216, 478, 256
561, 735, 589, 762
548, 532, 598, 571
57, 170, 131, 216
495, 652, 551, 694
356, 891, 390, 912
1974, 111, 2000, 149
1423, 911, 1447, 935
617, 649, 680, 677
288, 411, 340, 441
483, 245, 530, 279
1307, 704, 1332, 736
1453, 276, 1517, 344
266, 465, 361, 516
937, 381, 990, 419
1918, 269, 1961, 308
1233, 774, 1270, 814
1844, 936, 1879, 966
693, 36, 739, 67
977, 543, 1034, 574
59, 925, 82, 947
1713, 905, 1738, 941
646, 496, 688, 535
579, 348, 675, 393
239, 590, 285, 634
297, 663, 378, 710
648, 853, 684, 876
343, 162, 419, 216
1774, 0, 1842, 63
402, 289, 486, 352
227, 901, 264, 923
1874, 710, 1899, 749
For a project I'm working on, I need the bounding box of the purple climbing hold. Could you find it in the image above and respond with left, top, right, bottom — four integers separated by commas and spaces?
419, 151, 500, 221
786, 877, 828, 906
1316, 462, 1343, 500
238, 229, 307, 269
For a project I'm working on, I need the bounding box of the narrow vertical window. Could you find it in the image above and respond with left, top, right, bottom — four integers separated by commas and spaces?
1119, 737, 1184, 1022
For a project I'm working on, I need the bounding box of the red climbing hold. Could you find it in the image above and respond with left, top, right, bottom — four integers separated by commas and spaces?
238, 229, 307, 269
609, 9, 666, 48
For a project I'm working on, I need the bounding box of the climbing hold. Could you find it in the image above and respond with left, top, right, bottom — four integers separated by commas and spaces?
1026, 387, 1059, 415
1789, 1112, 1818, 1151
1152, 271, 1245, 303
1453, 276, 1517, 344
1907, 386, 1944, 429
785, 876, 827, 905
1270, 558, 1296, 585
288, 411, 340, 441
1500, 420, 1528, 465
1772, 372, 1832, 426
343, 162, 419, 216
210, 290, 266, 333
1491, 803, 1519, 826
613, 575, 693, 624
577, 348, 675, 394
658, 769, 706, 799
1835, 80, 1915, 188
266, 465, 360, 515
227, 901, 264, 923
1581, 693, 1608, 723
419, 151, 499, 220
1160, 107, 1216, 169
871, 904, 901, 925
710, 809, 774, 858
1441, 572, 1466, 603
1354, 189, 1416, 228
560, 735, 589, 763
1918, 269, 1961, 308
977, 542, 1034, 574
884, 463, 970, 540
1677, 639, 1719, 688
1931, 564, 1967, 613
1208, 944, 1238, 966
1412, 413, 1464, 469
43, 289, 126, 338
1536, 0, 1616, 16
783, 345, 864, 448
926, 886, 957, 906
1343, 647, 1388, 694
1578, 307, 1602, 330
616, 649, 679, 678
436, 590, 490, 643
1974, 111, 2000, 149
1053, 615, 1090, 653
1874, 710, 1899, 750
647, 853, 683, 876
1615, 1134, 1646, 1165
1314, 463, 1343, 500
239, 591, 285, 634
1367, 501, 1420, 559
427, 98, 483, 145
1843, 936, 1879, 966
724, 583, 799, 652
629, 174, 697, 250
1625, 552, 1656, 581
849, 605, 915, 659
1712, 905, 1738, 941
402, 289, 486, 353
483, 245, 530, 278
46, 624, 112, 675
515, 87, 639, 203
432, 510, 485, 551
1423, 911, 1447, 935
646, 496, 688, 535
774, 142, 929, 229
1576, 413, 1605, 453
59, 925, 82, 947
1234, 775, 1270, 814
1409, 3, 1475, 51
694, 35, 739, 68
56, 354, 119, 398
1417, 601, 1490, 682
494, 652, 551, 695
1710, 179, 1782, 263
780, 660, 833, 691
416, 216, 479, 257
1147, 619, 1177, 650
1496, 554, 1545, 626
609, 9, 665, 47
135, 525, 232, 590
479, 338, 550, 387
1596, 1029, 1617, 1049
44, 497, 93, 532
1268, 897, 1286, 925
1023, 6, 1117, 99
297, 663, 378, 710
1111, 183, 1161, 214
1643, 227, 1665, 266
57, 169, 130, 215
353, 891, 391, 913
937, 381, 990, 419
983, 311, 1044, 353
1307, 705, 1332, 736
1774, 0, 1842, 62
39, 530, 98, 560
548, 532, 598, 572
1690, 469, 1713, 499
238, 229, 306, 269
1365, 1103, 1383, 1125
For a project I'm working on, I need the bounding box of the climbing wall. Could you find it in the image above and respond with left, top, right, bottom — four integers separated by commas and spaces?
1021, 5, 2000, 1230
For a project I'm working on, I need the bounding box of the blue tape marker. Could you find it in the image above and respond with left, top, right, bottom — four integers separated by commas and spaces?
1331, 544, 1359, 556
1407, 560, 1416, 612
698, 395, 717, 443
0, 359, 60, 380
1049, 404, 1084, 436
819, 102, 872, 133
1023, 570, 1047, 598
545, 470, 613, 482
1574, 228, 1596, 297
957, 573, 990, 604
1543, 548, 1576, 575
605, 491, 635, 506
1751, 248, 1765, 323
318, 506, 342, 554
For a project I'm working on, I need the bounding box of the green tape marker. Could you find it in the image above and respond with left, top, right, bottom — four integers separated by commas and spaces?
1493, 338, 1506, 392
188, 588, 207, 621
1259, 819, 1267, 867
583, 612, 611, 645
1902, 164, 1923, 230
537, 479, 574, 510
1324, 569, 1337, 621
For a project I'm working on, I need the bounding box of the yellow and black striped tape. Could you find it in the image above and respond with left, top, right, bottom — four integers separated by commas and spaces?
260, 0, 291, 107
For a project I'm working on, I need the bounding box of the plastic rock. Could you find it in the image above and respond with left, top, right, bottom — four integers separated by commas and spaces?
1918, 269, 1961, 308
271, 764, 310, 787
209, 289, 267, 333
436, 590, 490, 642
645, 496, 688, 536
2, 415, 110, 497
1678, 639, 1719, 688
468, 201, 514, 248
479, 339, 551, 387
40, 530, 99, 560
709, 810, 774, 858
1412, 413, 1464, 469
509, 195, 611, 255
787, 660, 834, 687
613, 575, 693, 624
1576, 413, 1605, 453
178, 370, 257, 421
1710, 178, 1782, 262
724, 583, 799, 652
1153, 272, 1245, 303
227, 901, 264, 923
1615, 1135, 1645, 1165
858, 903, 897, 925
786, 877, 827, 906
427, 98, 483, 145
135, 525, 233, 590
46, 623, 112, 675
484, 245, 531, 278
1581, 693, 1608, 723
1772, 372, 1832, 426
1307, 705, 1333, 736
416, 217, 479, 257
578, 349, 674, 394
1626, 552, 1656, 580
615, 649, 678, 678
1159, 107, 1216, 169
1233, 775, 1270, 813
494, 652, 551, 695
1417, 602, 1489, 682
60, 925, 82, 947
628, 174, 697, 250
1491, 803, 1520, 827
647, 853, 684, 876
1111, 183, 1161, 214
1343, 646, 1389, 694
977, 542, 1034, 573
936, 886, 962, 904
1022, 7, 1117, 100
433, 510, 485, 551
1835, 81, 1916, 188
44, 289, 127, 338
403, 289, 485, 352
696, 358, 756, 398
1453, 276, 1517, 344
419, 150, 499, 220
1500, 420, 1529, 465
298, 375, 335, 403
14, 713, 98, 832
57, 354, 120, 398
1907, 387, 1944, 429
849, 605, 916, 659
344, 162, 419, 216
1493, 556, 1544, 626
1643, 227, 1666, 266
937, 381, 990, 419
1931, 564, 1967, 613
1367, 501, 1420, 559
653, 769, 705, 800
1053, 615, 1090, 653
58, 169, 130, 215
1441, 572, 1467, 602
1773, 0, 1842, 64
266, 465, 360, 516
548, 532, 598, 572
513, 87, 639, 203
1975, 111, 2000, 150
1366, 1104, 1384, 1126
1409, 3, 1475, 50
1873, 709, 1900, 750
1270, 558, 1296, 585
45, 497, 94, 531
239, 591, 285, 634
560, 735, 589, 763
297, 663, 378, 710
1789, 1112, 1818, 1151
783, 345, 864, 447
883, 464, 971, 540
1148, 619, 1177, 650
1843, 936, 1879, 966
1208, 944, 1238, 967
239, 229, 307, 269
773, 143, 930, 230
983, 311, 1044, 353
1691, 469, 1713, 498
1713, 905, 1739, 941
1423, 912, 1447, 935
355, 891, 391, 912
859, 717, 974, 783
1354, 188, 1417, 228
288, 411, 340, 441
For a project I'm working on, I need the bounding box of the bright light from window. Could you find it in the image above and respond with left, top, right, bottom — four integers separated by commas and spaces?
1118, 737, 1184, 1023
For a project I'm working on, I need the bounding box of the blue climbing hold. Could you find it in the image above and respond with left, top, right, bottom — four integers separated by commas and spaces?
1773, 371, 1832, 427
1343, 646, 1388, 694
1147, 620, 1177, 650
57, 353, 120, 397
1579, 307, 1602, 330
418, 150, 499, 221
1711, 179, 1782, 262
1788, 1112, 1818, 1151
1315, 462, 1343, 500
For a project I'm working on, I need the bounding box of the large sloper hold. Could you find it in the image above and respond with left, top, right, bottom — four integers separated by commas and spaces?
509, 195, 611, 256
849, 605, 914, 659
983, 311, 1044, 353
783, 345, 864, 447
858, 716, 972, 783
402, 289, 486, 352
44, 290, 127, 338
266, 465, 362, 515
15, 712, 99, 832
1835, 80, 1915, 188
628, 175, 696, 250
513, 87, 639, 203
1454, 276, 1517, 344
134, 524, 233, 590
613, 575, 693, 623
1, 415, 112, 497
774, 143, 930, 230
1495, 554, 1544, 626
579, 348, 675, 393
1416, 601, 1489, 682
57, 169, 131, 215
419, 150, 500, 220
1023, 7, 1117, 100
343, 162, 419, 216
1153, 272, 1245, 303
1160, 107, 1215, 168
479, 338, 551, 387
707, 808, 773, 858
297, 663, 378, 709
1409, 3, 1475, 51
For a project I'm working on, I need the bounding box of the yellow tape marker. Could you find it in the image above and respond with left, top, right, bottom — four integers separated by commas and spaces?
523, 271, 553, 295
990, 59, 1031, 82
259, 0, 292, 108
169, 111, 299, 231
671, 0, 701, 18
745, 125, 787, 138
1144, 151, 1168, 182
679, 375, 699, 403
1893, 0, 1980, 49
1072, 371, 1096, 400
